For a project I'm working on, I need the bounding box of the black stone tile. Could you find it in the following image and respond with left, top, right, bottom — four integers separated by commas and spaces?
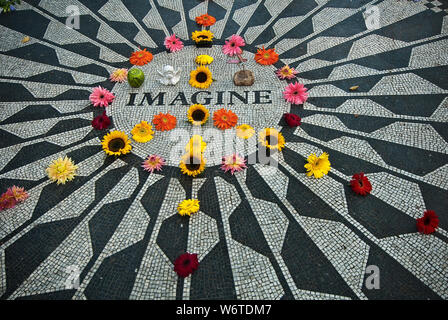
361, 245, 442, 299
84, 241, 145, 300
420, 183, 448, 230
229, 200, 272, 257
89, 198, 133, 257
190, 241, 237, 300
17, 289, 76, 300
281, 221, 358, 299
344, 184, 418, 239
378, 10, 445, 42
5, 43, 59, 66
2, 218, 81, 299
156, 213, 190, 263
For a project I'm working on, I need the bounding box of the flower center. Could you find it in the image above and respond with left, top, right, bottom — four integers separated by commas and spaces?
424, 217, 431, 225
108, 138, 125, 152
221, 115, 228, 121
56, 164, 66, 173
196, 72, 208, 83
263, 53, 270, 59
358, 179, 364, 188
198, 35, 208, 39
183, 258, 191, 266
162, 117, 168, 123
192, 109, 205, 121
100, 95, 104, 99
139, 128, 147, 134
186, 157, 201, 171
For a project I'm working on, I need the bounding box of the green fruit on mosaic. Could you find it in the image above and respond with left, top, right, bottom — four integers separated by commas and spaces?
128, 68, 145, 88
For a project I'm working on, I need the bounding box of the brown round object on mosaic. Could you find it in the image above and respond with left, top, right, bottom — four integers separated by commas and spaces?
233, 70, 255, 86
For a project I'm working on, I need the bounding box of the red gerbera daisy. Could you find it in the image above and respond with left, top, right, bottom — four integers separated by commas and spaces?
196, 14, 216, 27
350, 172, 372, 196
152, 112, 177, 131
284, 113, 301, 127
92, 111, 111, 130
416, 210, 439, 235
213, 108, 238, 130
254, 46, 279, 65
129, 48, 153, 66
174, 252, 199, 278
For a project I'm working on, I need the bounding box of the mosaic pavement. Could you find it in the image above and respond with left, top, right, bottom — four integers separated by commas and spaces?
0, 0, 447, 300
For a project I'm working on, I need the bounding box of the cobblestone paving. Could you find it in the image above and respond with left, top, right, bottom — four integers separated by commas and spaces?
0, 0, 447, 300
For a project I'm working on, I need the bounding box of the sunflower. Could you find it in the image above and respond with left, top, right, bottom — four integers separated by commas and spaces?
213, 108, 238, 130
188, 104, 209, 125
195, 54, 214, 65
254, 46, 279, 65
304, 152, 331, 179
46, 156, 78, 185
236, 124, 255, 139
101, 130, 132, 156
129, 48, 153, 66
177, 199, 200, 216
185, 135, 207, 156
131, 121, 154, 143
152, 112, 177, 131
179, 153, 206, 177
189, 66, 213, 89
258, 128, 285, 151
191, 30, 214, 43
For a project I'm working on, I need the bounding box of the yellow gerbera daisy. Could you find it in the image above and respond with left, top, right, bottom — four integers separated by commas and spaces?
187, 104, 209, 125
46, 156, 78, 185
185, 135, 207, 156
195, 55, 214, 65
236, 124, 255, 139
191, 30, 214, 43
304, 152, 331, 179
189, 66, 213, 89
179, 153, 206, 177
177, 199, 200, 216
131, 121, 154, 143
101, 130, 132, 156
258, 128, 285, 151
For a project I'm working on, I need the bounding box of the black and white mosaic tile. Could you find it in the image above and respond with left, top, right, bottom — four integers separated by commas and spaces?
0, 0, 447, 300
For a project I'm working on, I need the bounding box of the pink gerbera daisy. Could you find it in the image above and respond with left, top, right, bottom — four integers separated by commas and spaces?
276, 65, 298, 80
142, 154, 166, 173
109, 68, 128, 82
222, 34, 245, 56
10, 186, 29, 203
221, 154, 247, 175
0, 189, 17, 211
89, 86, 115, 107
283, 82, 309, 105
164, 34, 184, 53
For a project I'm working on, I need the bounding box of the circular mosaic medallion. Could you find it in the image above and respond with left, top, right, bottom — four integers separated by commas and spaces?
111, 46, 288, 165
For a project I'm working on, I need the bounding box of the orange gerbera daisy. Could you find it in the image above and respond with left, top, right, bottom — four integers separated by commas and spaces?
130, 48, 153, 66
213, 108, 238, 130
152, 112, 177, 131
254, 46, 279, 65
196, 14, 216, 27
